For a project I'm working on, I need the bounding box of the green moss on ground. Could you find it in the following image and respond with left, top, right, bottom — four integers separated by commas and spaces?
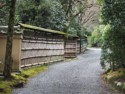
21, 65, 48, 78
102, 69, 125, 93
0, 65, 48, 94
0, 81, 12, 94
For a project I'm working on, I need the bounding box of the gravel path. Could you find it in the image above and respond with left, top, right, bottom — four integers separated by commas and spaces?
12, 48, 118, 94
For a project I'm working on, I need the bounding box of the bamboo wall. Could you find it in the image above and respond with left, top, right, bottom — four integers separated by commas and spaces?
65, 37, 78, 58
0, 24, 87, 72
20, 30, 64, 67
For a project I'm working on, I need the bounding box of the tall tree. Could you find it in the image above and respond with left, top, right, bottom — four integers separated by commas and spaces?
100, 0, 125, 70
3, 0, 17, 79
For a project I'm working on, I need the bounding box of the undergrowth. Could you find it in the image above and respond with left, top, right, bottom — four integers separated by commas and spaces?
0, 65, 48, 94
102, 69, 125, 93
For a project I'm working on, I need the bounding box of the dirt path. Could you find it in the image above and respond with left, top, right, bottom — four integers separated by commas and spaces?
12, 48, 118, 94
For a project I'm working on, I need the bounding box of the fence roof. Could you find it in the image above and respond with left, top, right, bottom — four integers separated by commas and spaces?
19, 23, 67, 35
0, 24, 79, 38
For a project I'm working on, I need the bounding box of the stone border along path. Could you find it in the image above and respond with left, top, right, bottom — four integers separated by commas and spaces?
12, 48, 119, 94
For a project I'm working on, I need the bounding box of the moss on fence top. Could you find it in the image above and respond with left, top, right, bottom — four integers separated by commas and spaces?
0, 24, 79, 38
19, 23, 67, 35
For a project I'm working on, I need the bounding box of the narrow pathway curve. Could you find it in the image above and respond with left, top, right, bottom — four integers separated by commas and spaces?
12, 48, 118, 94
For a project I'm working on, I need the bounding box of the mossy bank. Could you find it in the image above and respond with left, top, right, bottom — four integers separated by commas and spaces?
102, 69, 125, 94
0, 65, 48, 94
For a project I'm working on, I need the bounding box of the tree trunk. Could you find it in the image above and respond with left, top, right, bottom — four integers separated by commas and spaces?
80, 38, 82, 54
111, 62, 115, 71
3, 0, 17, 79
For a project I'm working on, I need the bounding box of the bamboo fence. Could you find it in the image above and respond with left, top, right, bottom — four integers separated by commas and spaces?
20, 29, 64, 67
0, 24, 87, 71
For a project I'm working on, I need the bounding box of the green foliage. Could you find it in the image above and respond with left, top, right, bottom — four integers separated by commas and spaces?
96, 0, 103, 5
88, 26, 103, 47
102, 0, 125, 25
0, 0, 20, 25
0, 0, 9, 25
67, 20, 80, 36
100, 0, 125, 70
67, 19, 88, 37
0, 0, 88, 37
100, 25, 111, 69
18, 0, 88, 36
18, 0, 67, 31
